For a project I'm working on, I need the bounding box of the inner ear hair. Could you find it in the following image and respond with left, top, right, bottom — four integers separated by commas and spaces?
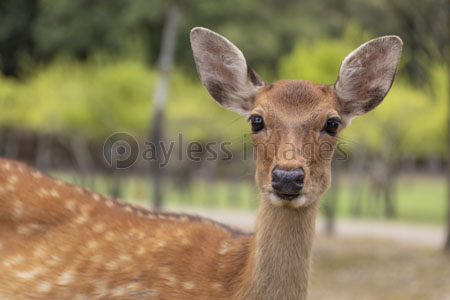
190, 27, 264, 115
334, 35, 403, 123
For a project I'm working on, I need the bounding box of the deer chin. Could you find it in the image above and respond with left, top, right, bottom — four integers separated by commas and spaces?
266, 190, 313, 208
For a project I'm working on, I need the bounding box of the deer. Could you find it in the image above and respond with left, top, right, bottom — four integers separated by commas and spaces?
0, 27, 402, 300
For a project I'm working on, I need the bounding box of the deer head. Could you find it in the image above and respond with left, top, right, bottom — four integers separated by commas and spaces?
191, 27, 402, 209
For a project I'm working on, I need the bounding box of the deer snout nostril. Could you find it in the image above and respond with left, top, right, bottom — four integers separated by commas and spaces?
271, 166, 305, 199
272, 170, 281, 183
294, 169, 305, 185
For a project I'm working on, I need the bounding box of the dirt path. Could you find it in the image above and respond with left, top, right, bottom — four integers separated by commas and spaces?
166, 206, 446, 248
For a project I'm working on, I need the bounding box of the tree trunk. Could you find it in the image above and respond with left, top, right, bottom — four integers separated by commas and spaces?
323, 157, 340, 235
349, 146, 366, 217
444, 0, 450, 254
446, 146, 450, 253
383, 176, 396, 219
36, 134, 52, 171
4, 130, 19, 160
445, 122, 450, 253
149, 1, 182, 210
445, 54, 450, 253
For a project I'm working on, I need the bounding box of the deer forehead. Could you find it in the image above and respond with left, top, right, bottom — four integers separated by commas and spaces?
253, 80, 340, 127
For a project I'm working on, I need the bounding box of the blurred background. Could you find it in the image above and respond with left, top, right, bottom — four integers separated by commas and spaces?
0, 0, 449, 299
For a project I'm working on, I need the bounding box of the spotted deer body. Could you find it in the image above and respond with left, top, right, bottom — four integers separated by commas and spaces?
0, 28, 402, 299
0, 159, 252, 299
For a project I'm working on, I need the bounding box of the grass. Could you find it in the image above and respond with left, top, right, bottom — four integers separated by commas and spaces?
331, 175, 447, 224
310, 236, 450, 300
52, 171, 447, 225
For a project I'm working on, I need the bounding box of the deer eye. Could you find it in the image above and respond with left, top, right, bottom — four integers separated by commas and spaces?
323, 117, 341, 135
249, 115, 264, 133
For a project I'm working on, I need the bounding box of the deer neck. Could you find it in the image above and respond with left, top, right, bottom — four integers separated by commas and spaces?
238, 194, 318, 300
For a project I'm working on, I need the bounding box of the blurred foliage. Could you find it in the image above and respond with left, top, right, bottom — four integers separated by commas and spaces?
0, 0, 448, 158
0, 53, 249, 148
0, 56, 155, 139
0, 0, 448, 83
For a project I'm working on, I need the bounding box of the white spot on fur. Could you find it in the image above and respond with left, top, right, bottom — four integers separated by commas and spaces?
37, 281, 52, 292
65, 200, 76, 211
5, 184, 15, 191
93, 222, 105, 233
33, 245, 48, 257
124, 282, 141, 293
128, 228, 138, 236
49, 189, 60, 198
119, 254, 131, 261
218, 241, 232, 255
88, 240, 98, 250
13, 200, 24, 219
105, 200, 114, 208
31, 171, 42, 178
157, 241, 166, 247
37, 187, 49, 197
165, 276, 177, 286
3, 255, 24, 267
15, 266, 45, 279
125, 206, 133, 213
92, 194, 100, 201
148, 289, 160, 296
183, 281, 196, 290
94, 284, 107, 297
75, 215, 89, 225
48, 255, 61, 266
90, 255, 103, 263
3, 162, 11, 170
105, 232, 115, 241
80, 204, 91, 215
58, 271, 75, 285
17, 225, 31, 235
111, 286, 126, 297
136, 247, 145, 255
213, 283, 223, 290
75, 187, 84, 194
8, 175, 18, 184
105, 261, 119, 270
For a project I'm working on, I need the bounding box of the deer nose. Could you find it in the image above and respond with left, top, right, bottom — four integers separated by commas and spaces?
271, 166, 305, 198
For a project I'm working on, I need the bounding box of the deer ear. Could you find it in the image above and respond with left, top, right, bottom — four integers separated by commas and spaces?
190, 27, 263, 115
334, 36, 403, 124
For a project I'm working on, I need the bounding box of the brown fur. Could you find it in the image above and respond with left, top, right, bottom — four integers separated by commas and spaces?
0, 159, 252, 299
